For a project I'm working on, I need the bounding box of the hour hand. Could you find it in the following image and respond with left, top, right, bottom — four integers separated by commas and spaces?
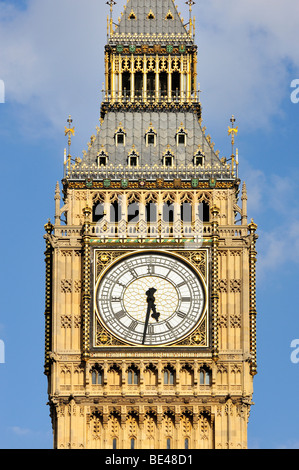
151, 309, 160, 322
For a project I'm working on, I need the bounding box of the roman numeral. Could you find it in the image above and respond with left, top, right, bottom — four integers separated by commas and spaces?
148, 324, 154, 335
115, 310, 126, 320
177, 281, 186, 288
177, 311, 186, 319
181, 297, 191, 302
129, 320, 138, 331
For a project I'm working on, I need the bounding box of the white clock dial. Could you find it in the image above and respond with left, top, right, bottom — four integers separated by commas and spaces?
96, 252, 206, 346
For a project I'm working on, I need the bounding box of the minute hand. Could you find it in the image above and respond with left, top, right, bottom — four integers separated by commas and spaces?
142, 301, 152, 345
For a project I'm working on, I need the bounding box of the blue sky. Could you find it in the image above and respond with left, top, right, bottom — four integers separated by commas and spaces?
0, 0, 299, 449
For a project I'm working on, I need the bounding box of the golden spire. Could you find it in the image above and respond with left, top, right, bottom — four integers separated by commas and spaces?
228, 115, 238, 177
106, 0, 116, 37
64, 115, 75, 172
185, 0, 195, 36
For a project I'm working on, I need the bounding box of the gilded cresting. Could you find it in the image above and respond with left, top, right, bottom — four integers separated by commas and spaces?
44, 0, 258, 450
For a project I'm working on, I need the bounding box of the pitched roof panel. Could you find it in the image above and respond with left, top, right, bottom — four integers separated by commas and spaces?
113, 0, 189, 40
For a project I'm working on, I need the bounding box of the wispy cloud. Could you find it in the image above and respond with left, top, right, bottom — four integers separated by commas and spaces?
1, 0, 299, 144
10, 426, 31, 436
241, 161, 299, 276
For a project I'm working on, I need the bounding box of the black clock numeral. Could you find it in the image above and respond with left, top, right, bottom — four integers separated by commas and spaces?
148, 324, 154, 335
115, 310, 126, 320
181, 297, 191, 302
129, 320, 138, 331
177, 311, 187, 319
177, 281, 186, 288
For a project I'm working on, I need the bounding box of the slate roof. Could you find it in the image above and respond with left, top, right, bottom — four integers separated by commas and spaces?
111, 0, 192, 44
73, 109, 229, 177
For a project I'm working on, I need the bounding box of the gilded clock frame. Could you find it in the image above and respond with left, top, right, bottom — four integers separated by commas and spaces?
91, 247, 210, 350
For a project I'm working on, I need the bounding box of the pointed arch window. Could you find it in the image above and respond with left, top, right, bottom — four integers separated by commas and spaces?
115, 126, 126, 146
200, 366, 212, 385
91, 365, 103, 385
194, 148, 205, 167
128, 366, 139, 385
145, 125, 157, 147
97, 149, 108, 167
127, 148, 139, 167
176, 126, 188, 146
163, 366, 175, 385
162, 149, 175, 168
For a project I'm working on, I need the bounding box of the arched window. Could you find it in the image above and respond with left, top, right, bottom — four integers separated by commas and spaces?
185, 438, 189, 449
147, 72, 155, 99
128, 367, 139, 385
145, 126, 157, 147
181, 203, 192, 223
162, 150, 174, 167
163, 201, 174, 224
159, 72, 168, 98
97, 150, 108, 167
176, 127, 187, 146
115, 127, 126, 146
128, 149, 139, 167
92, 202, 105, 223
146, 202, 157, 224
122, 72, 131, 99
167, 438, 171, 449
110, 200, 121, 223
200, 367, 212, 385
172, 71, 180, 98
194, 150, 205, 167
135, 72, 143, 98
127, 202, 140, 223
164, 367, 175, 385
113, 438, 117, 449
131, 438, 136, 449
91, 366, 103, 385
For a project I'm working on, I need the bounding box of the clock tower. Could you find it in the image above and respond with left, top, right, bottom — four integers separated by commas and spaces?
44, 0, 258, 449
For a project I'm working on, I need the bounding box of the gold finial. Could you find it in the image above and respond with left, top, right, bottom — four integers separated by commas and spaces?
228, 115, 238, 176
64, 115, 75, 170
106, 0, 116, 37
228, 115, 238, 153
185, 0, 195, 35
106, 0, 116, 17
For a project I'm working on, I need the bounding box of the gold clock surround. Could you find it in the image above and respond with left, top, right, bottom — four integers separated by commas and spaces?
93, 249, 209, 348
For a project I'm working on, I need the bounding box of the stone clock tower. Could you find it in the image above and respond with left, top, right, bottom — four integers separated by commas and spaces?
44, 0, 258, 450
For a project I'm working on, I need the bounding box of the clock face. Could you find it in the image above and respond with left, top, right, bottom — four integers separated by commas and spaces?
95, 252, 206, 346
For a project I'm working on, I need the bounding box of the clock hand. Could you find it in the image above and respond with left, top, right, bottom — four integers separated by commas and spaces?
142, 288, 160, 345
142, 301, 152, 345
